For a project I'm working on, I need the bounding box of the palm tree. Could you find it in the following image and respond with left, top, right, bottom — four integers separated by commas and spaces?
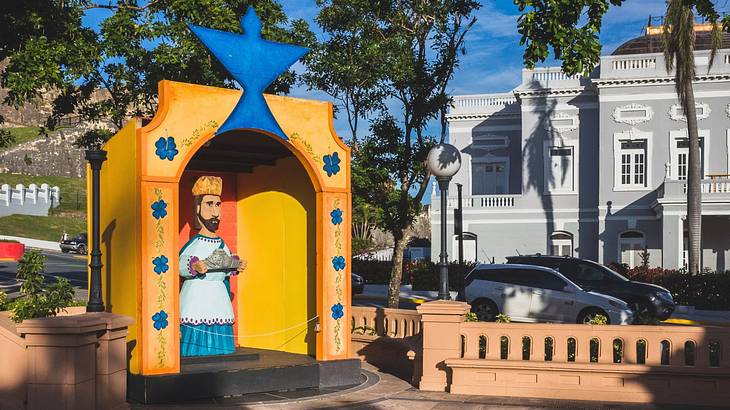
662, 1, 722, 275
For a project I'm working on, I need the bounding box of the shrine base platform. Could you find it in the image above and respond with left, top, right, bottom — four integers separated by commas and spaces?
127, 348, 362, 404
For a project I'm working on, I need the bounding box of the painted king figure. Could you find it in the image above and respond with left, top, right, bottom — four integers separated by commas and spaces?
179, 176, 246, 356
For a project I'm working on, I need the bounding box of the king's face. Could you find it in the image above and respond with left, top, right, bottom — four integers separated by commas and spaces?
197, 194, 222, 232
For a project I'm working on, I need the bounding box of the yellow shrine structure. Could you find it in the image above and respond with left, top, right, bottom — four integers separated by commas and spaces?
92, 79, 352, 376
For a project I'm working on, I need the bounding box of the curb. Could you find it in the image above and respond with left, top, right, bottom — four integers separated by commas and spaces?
663, 317, 730, 327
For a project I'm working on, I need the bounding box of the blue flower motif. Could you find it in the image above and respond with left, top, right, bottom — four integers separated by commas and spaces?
331, 303, 344, 320
332, 255, 346, 271
155, 136, 178, 161
322, 152, 341, 177
152, 310, 168, 330
151, 199, 167, 219
330, 208, 343, 225
152, 255, 169, 275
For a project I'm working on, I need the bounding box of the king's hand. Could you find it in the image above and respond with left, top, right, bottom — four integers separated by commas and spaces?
237, 259, 247, 273
192, 260, 208, 274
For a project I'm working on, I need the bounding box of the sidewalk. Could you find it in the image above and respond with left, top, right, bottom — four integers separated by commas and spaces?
360, 284, 458, 304
132, 363, 713, 409
0, 235, 59, 252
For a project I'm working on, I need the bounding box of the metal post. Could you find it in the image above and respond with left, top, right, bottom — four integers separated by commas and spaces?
86, 149, 107, 312
437, 176, 451, 300
456, 183, 464, 300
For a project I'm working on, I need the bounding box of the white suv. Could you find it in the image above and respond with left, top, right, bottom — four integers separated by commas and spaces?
464, 264, 634, 324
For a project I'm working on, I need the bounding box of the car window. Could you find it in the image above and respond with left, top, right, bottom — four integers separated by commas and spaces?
560, 262, 619, 284
518, 269, 567, 291
466, 268, 512, 286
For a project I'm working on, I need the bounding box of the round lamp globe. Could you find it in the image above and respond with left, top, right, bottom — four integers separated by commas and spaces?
426, 143, 461, 178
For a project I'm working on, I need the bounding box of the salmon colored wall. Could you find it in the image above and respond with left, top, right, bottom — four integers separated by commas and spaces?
236, 156, 316, 355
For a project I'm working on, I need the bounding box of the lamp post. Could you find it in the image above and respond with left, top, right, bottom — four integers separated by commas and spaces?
86, 149, 107, 312
426, 144, 461, 300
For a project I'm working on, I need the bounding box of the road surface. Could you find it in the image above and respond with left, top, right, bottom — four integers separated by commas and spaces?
0, 250, 88, 298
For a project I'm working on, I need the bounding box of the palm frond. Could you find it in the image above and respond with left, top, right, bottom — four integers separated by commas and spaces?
663, 0, 696, 103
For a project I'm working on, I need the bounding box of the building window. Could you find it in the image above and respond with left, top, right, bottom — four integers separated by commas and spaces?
619, 231, 645, 268
472, 161, 508, 195
545, 146, 575, 193
670, 129, 709, 180
453, 232, 478, 262
618, 140, 647, 188
550, 231, 573, 256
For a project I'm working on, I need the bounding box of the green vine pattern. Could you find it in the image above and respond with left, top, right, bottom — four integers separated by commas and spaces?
180, 120, 219, 148
333, 198, 343, 353
289, 132, 322, 165
153, 188, 167, 368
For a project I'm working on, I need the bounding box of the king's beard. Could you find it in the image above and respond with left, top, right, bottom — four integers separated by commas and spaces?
197, 213, 220, 232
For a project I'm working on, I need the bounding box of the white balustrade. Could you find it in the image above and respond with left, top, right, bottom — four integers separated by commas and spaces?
611, 57, 657, 71
453, 95, 517, 109
443, 195, 517, 209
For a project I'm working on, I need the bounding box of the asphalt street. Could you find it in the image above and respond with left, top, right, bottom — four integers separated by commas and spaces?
0, 250, 88, 296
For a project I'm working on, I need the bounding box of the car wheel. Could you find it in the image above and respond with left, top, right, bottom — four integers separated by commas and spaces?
61, 249, 69, 253
471, 299, 498, 322
577, 308, 610, 324
78, 245, 87, 255
628, 300, 655, 324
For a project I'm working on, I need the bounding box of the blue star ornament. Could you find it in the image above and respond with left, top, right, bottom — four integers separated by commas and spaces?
188, 7, 309, 139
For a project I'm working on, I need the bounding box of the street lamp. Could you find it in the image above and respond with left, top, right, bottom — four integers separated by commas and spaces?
86, 149, 107, 312
426, 143, 461, 300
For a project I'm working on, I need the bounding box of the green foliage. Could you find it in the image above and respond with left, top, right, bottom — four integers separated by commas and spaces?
0, 291, 8, 311
587, 314, 608, 325
10, 250, 74, 323
0, 129, 16, 149
309, 0, 480, 308
0, 239, 20, 243
0, 214, 87, 242
464, 312, 478, 322
1, 1, 314, 148
495, 314, 511, 323
617, 267, 730, 310
72, 128, 114, 150
351, 324, 376, 336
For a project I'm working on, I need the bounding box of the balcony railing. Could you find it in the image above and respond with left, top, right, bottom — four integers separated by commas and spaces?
600, 50, 730, 80
432, 194, 519, 210
448, 93, 518, 116
657, 177, 730, 201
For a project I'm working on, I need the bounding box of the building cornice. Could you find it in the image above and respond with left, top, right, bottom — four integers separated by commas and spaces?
594, 74, 730, 88
445, 112, 521, 121
514, 87, 595, 98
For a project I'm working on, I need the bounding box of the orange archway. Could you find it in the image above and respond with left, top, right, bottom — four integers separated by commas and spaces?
94, 80, 351, 376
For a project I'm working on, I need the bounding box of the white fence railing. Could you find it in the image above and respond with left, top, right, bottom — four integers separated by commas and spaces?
443, 195, 518, 209
611, 57, 657, 71
0, 183, 60, 207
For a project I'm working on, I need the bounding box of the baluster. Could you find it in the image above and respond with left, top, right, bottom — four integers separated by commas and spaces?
463, 332, 479, 359
487, 332, 501, 360
624, 336, 637, 364
575, 337, 591, 363
646, 337, 663, 365
553, 335, 567, 362
532, 332, 546, 362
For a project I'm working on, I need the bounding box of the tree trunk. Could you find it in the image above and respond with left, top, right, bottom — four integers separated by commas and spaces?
386, 230, 411, 308
684, 80, 702, 275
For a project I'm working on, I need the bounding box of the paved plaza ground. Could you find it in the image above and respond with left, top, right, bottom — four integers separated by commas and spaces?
129, 363, 719, 410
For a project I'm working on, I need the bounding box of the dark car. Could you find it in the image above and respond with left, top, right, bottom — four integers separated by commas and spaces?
352, 272, 365, 295
60, 233, 88, 255
506, 255, 675, 323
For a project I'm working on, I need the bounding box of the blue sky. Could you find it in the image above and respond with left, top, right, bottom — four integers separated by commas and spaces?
82, 0, 678, 140
281, 0, 673, 138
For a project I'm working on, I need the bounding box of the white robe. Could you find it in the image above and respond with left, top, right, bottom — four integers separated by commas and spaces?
179, 235, 235, 326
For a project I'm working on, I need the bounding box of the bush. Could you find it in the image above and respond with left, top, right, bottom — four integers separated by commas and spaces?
0, 291, 8, 311
0, 239, 20, 243
10, 250, 74, 323
613, 265, 730, 310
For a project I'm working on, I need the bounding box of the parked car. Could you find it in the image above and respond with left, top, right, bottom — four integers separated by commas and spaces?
352, 272, 364, 295
59, 233, 88, 255
464, 264, 634, 324
506, 255, 675, 323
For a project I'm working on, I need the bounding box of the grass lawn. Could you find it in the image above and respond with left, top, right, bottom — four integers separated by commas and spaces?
0, 172, 86, 212
4, 127, 42, 147
0, 213, 87, 242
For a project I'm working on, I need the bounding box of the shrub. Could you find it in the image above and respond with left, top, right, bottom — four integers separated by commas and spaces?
464, 312, 478, 322
10, 250, 74, 323
0, 239, 20, 243
495, 314, 511, 323
0, 291, 7, 311
587, 314, 608, 325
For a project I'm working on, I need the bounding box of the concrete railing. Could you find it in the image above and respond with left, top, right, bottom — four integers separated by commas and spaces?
351, 306, 421, 338
448, 93, 518, 116
444, 194, 519, 209
0, 308, 133, 410
600, 50, 730, 80
520, 67, 584, 89
0, 183, 61, 217
658, 178, 730, 201
416, 301, 730, 407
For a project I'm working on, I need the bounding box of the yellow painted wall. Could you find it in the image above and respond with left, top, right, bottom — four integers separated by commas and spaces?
236, 156, 316, 355
89, 119, 141, 373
